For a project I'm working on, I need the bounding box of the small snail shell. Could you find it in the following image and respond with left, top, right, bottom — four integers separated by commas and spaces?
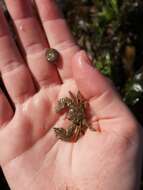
46, 48, 59, 63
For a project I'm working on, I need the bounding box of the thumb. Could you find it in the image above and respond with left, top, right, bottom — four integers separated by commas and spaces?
72, 50, 113, 100
72, 51, 138, 135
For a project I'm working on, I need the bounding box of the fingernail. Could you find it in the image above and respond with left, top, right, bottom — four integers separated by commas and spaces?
79, 50, 92, 67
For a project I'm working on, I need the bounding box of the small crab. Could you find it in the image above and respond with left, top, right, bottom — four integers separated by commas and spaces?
54, 91, 95, 142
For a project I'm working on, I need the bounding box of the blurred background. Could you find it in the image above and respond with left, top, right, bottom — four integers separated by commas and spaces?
0, 0, 143, 189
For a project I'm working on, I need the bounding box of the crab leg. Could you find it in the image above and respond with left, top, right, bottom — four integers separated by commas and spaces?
54, 124, 76, 142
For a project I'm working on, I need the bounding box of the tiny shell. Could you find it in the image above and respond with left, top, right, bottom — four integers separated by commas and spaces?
46, 48, 59, 63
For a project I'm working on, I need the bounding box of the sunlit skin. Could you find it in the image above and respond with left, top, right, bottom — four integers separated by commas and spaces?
0, 1, 142, 190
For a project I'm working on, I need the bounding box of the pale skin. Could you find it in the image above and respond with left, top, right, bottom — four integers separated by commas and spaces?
0, 0, 142, 190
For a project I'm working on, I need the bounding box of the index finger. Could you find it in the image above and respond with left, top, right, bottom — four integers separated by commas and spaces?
35, 0, 79, 80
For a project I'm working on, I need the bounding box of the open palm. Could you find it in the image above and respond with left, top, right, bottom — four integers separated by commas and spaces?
0, 1, 142, 190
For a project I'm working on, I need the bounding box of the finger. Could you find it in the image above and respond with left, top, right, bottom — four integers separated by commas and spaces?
72, 51, 140, 138
35, 0, 79, 80
0, 8, 35, 104
72, 51, 113, 99
0, 88, 13, 126
5, 0, 61, 87
72, 51, 133, 120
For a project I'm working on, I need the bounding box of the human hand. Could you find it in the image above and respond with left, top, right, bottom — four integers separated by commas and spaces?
0, 1, 142, 190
